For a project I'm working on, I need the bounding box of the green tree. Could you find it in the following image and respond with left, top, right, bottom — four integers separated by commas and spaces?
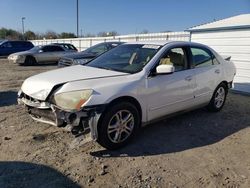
0, 27, 22, 40
60, 32, 76, 38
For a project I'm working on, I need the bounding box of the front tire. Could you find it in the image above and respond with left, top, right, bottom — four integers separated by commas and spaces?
24, 56, 37, 66
97, 102, 140, 150
207, 83, 228, 112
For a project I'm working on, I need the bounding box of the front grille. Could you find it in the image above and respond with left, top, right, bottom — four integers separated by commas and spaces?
28, 107, 56, 124
58, 58, 74, 67
18, 91, 50, 109
18, 92, 43, 107
23, 93, 41, 104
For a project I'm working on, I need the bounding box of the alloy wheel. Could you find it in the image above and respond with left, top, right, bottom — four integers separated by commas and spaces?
107, 110, 134, 143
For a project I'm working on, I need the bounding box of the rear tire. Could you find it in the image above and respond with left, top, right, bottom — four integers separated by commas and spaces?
97, 102, 140, 150
207, 83, 228, 112
24, 56, 37, 66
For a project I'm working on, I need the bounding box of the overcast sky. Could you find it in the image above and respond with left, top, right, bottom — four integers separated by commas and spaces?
0, 0, 249, 35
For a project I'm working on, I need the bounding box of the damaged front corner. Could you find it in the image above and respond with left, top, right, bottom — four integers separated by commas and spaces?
88, 111, 102, 141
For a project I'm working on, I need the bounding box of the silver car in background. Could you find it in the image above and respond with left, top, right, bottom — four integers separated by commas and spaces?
8, 44, 77, 65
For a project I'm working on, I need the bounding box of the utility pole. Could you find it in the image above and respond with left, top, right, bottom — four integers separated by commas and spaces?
22, 17, 25, 40
76, 0, 79, 37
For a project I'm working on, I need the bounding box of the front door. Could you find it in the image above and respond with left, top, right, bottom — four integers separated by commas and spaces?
146, 47, 196, 121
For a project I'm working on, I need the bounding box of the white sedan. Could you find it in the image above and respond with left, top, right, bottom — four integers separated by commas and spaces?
18, 41, 236, 149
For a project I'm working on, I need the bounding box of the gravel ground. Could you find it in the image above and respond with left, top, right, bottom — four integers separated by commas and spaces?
0, 59, 250, 188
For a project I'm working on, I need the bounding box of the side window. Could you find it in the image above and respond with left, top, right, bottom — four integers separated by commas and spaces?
191, 47, 213, 68
11, 42, 19, 47
13, 42, 26, 48
42, 46, 53, 52
23, 42, 33, 48
159, 47, 187, 72
2, 42, 12, 48
52, 46, 64, 52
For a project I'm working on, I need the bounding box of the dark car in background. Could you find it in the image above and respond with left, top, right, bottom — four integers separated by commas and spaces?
58, 42, 124, 67
0, 40, 34, 57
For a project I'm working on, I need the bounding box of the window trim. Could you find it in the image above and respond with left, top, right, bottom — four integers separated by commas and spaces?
149, 45, 191, 77
189, 45, 216, 68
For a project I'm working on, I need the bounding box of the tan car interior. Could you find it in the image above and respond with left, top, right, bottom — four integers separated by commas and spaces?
160, 51, 186, 71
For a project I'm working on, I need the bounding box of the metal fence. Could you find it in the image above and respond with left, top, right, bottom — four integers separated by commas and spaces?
31, 31, 190, 51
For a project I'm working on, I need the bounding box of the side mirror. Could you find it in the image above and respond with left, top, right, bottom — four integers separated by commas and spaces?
38, 50, 43, 53
156, 64, 175, 74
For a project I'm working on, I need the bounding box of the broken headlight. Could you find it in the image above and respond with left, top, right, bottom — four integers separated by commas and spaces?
53, 89, 92, 111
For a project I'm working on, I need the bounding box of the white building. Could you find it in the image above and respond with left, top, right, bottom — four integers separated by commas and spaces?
189, 14, 250, 93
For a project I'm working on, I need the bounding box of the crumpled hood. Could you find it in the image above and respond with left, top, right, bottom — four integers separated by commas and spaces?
21, 65, 128, 100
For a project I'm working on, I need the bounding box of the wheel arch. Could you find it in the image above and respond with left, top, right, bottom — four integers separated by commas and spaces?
25, 55, 37, 63
220, 80, 229, 91
107, 96, 142, 119
97, 96, 143, 129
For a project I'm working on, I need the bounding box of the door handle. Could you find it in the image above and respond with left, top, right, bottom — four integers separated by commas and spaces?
215, 69, 220, 74
185, 76, 192, 81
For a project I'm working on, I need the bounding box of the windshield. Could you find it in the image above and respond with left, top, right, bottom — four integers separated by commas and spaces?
87, 44, 160, 73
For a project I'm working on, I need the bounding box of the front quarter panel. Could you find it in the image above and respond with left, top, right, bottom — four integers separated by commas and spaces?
53, 73, 147, 122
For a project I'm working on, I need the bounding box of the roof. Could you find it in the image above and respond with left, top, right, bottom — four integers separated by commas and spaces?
125, 40, 210, 48
126, 40, 170, 45
188, 14, 250, 32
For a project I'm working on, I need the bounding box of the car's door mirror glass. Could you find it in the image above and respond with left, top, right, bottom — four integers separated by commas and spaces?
156, 64, 175, 74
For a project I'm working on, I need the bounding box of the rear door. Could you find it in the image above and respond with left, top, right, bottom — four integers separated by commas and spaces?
190, 46, 223, 105
12, 41, 27, 53
50, 46, 67, 61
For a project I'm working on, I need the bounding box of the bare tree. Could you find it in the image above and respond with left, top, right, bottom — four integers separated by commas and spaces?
85, 33, 96, 37
97, 31, 119, 37
44, 30, 58, 39
24, 30, 36, 40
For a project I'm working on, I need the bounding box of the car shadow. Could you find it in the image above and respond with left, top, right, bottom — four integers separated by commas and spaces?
91, 104, 249, 157
20, 62, 57, 67
0, 91, 17, 107
35, 62, 58, 66
0, 161, 80, 188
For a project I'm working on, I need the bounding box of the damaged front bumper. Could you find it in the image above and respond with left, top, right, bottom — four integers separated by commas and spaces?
17, 91, 105, 140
